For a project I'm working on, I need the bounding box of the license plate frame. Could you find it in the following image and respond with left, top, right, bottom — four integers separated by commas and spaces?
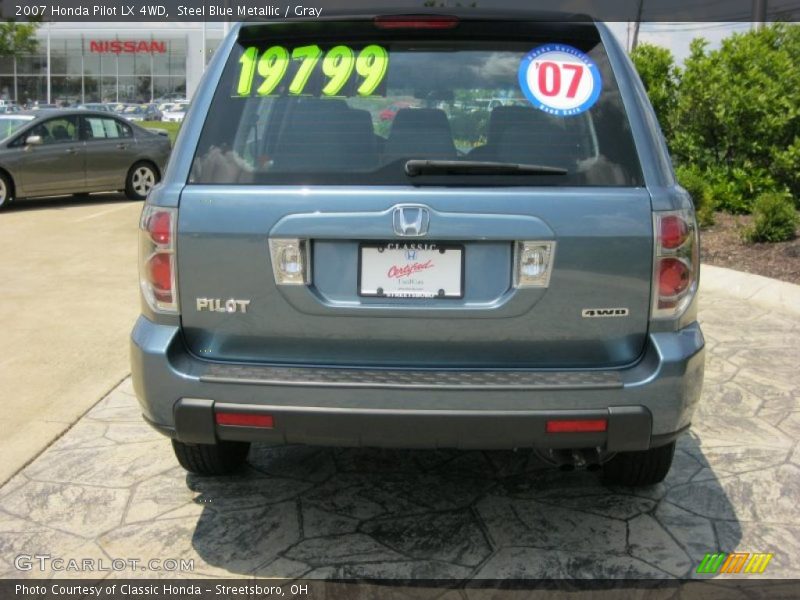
358, 242, 465, 299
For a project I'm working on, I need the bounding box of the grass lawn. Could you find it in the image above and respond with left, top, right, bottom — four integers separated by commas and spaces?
141, 121, 181, 143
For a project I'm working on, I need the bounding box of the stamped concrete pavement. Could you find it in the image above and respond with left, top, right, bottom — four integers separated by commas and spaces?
0, 280, 798, 580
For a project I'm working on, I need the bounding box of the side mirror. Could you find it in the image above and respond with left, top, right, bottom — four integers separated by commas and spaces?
25, 135, 43, 146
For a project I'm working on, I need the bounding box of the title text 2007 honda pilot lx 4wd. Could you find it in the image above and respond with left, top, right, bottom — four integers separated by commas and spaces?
131, 11, 704, 486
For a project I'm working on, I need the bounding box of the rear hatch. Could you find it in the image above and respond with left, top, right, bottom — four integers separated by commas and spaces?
177, 19, 652, 369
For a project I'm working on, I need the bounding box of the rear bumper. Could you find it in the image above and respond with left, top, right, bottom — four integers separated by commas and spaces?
131, 317, 704, 451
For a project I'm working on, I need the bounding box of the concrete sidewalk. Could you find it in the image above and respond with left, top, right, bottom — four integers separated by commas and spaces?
0, 269, 798, 579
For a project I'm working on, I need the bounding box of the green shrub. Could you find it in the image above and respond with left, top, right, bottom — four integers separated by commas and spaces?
708, 177, 749, 214
672, 25, 800, 205
742, 192, 799, 243
698, 166, 779, 215
675, 164, 715, 227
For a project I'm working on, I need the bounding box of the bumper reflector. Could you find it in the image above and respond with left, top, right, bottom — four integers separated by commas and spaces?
546, 419, 608, 433
215, 412, 275, 428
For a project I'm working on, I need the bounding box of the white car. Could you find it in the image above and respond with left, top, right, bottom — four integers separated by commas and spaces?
161, 102, 189, 123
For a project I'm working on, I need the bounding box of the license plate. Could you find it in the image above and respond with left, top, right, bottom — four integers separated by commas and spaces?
359, 243, 464, 299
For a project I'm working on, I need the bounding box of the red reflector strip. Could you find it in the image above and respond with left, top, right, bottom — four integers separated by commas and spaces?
546, 419, 608, 433
374, 15, 459, 29
215, 412, 275, 428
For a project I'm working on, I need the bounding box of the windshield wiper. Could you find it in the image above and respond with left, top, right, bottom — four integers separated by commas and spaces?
405, 160, 568, 177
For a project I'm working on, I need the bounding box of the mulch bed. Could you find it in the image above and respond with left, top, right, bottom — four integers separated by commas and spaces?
700, 212, 800, 285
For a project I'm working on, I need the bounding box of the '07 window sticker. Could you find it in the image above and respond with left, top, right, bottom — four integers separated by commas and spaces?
518, 44, 602, 117
236, 44, 389, 98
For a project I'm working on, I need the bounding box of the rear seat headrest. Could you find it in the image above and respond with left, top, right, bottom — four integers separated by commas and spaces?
384, 108, 457, 162
272, 99, 378, 171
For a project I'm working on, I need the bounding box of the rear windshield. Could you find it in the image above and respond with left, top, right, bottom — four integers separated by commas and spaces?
191, 22, 643, 187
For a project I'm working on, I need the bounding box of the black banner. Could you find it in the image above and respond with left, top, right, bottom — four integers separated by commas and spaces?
1, 0, 800, 23
3, 579, 800, 600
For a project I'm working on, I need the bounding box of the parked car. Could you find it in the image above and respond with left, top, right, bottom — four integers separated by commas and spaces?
161, 102, 189, 123
76, 103, 115, 113
154, 93, 186, 104
122, 104, 163, 122
0, 109, 171, 209
131, 12, 704, 486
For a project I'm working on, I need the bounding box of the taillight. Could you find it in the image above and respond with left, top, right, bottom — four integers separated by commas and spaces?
374, 15, 459, 29
658, 258, 691, 298
652, 209, 698, 318
146, 210, 172, 246
659, 215, 690, 250
139, 205, 178, 313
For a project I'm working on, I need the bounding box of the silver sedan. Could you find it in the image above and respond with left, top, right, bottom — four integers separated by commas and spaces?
0, 109, 171, 210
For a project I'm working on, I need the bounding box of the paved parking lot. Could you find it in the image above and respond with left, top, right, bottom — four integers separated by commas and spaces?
0, 195, 142, 484
0, 278, 798, 580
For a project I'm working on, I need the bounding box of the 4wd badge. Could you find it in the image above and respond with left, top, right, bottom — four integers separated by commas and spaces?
582, 308, 629, 318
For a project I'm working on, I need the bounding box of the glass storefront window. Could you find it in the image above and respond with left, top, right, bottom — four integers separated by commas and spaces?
0, 57, 14, 75
135, 53, 152, 77
17, 76, 46, 105
49, 39, 67, 75
4, 30, 216, 104
16, 54, 47, 76
101, 77, 117, 103
51, 75, 82, 105
137, 76, 153, 102
82, 50, 101, 78
0, 76, 14, 102
84, 76, 100, 103
117, 53, 134, 77
65, 39, 84, 75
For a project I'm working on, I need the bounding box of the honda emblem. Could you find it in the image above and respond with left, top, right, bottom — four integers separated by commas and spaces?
392, 205, 430, 237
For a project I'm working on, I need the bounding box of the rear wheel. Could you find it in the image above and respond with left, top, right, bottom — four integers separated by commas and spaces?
125, 161, 158, 200
0, 172, 13, 210
171, 440, 250, 476
602, 441, 675, 487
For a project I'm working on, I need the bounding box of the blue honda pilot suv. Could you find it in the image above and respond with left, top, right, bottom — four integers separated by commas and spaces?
131, 11, 704, 486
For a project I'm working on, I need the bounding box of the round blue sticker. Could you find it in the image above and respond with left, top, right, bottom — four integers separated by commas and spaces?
518, 44, 602, 117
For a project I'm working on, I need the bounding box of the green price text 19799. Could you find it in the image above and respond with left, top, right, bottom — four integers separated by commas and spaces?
237, 44, 389, 97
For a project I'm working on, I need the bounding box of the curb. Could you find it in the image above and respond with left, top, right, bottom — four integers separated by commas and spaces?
701, 264, 800, 317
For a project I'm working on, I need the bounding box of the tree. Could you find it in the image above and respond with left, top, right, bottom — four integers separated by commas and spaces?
672, 24, 800, 208
0, 21, 39, 58
629, 42, 679, 141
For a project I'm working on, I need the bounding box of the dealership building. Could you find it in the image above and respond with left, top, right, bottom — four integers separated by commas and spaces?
0, 22, 228, 106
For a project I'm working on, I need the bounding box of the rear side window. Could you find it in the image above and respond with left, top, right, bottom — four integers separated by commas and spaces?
191, 22, 643, 187
83, 117, 132, 140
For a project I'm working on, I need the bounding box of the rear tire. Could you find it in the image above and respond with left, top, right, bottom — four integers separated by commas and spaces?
171, 439, 250, 476
125, 161, 158, 200
602, 441, 675, 487
0, 172, 14, 210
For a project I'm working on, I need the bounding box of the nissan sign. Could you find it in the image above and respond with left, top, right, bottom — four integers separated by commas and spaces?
89, 41, 167, 54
